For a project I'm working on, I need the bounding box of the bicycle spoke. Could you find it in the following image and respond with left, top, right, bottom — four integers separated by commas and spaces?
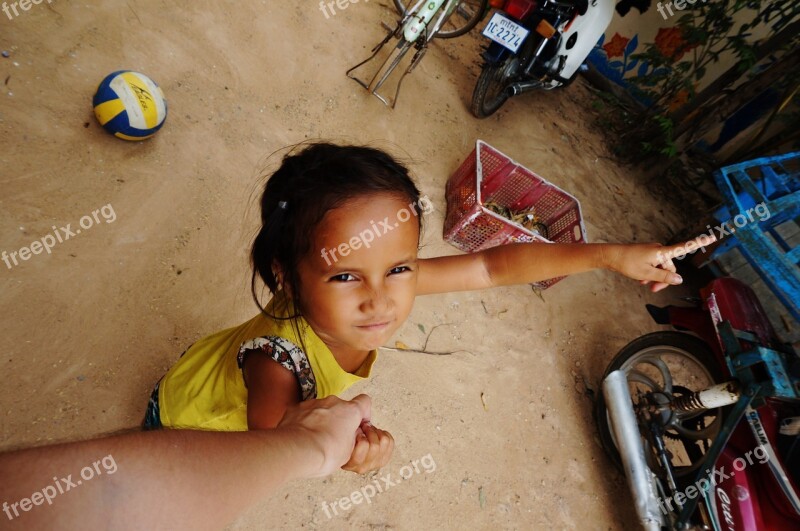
439, 0, 483, 33
395, 0, 487, 39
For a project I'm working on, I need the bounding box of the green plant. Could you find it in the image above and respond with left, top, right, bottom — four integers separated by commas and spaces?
618, 0, 799, 168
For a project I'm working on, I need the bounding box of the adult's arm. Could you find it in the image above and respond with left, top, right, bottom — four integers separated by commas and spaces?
0, 395, 370, 530
245, 347, 394, 475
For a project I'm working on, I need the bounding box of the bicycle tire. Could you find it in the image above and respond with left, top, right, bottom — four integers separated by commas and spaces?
393, 0, 488, 39
594, 331, 724, 473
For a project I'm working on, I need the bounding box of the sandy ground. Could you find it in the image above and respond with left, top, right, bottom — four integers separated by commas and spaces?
1, 1, 694, 529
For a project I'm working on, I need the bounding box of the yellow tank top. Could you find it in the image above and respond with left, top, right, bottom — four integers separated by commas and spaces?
157, 291, 377, 430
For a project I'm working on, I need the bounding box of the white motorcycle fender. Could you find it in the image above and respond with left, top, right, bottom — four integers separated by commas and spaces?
556, 0, 616, 80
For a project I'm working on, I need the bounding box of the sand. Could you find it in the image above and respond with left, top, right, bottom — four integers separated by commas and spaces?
1, 1, 691, 528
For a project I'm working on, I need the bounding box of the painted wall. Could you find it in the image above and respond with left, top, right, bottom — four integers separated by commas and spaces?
587, 0, 768, 103
586, 0, 790, 158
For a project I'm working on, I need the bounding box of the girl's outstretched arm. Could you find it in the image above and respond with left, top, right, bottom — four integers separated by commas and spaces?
416, 238, 711, 295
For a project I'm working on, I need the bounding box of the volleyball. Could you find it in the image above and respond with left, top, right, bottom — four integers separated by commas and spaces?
92, 71, 167, 141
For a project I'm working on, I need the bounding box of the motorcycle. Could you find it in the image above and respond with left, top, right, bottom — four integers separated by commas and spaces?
471, 0, 614, 118
596, 277, 800, 529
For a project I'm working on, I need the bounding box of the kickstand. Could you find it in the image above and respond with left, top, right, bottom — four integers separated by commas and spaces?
346, 21, 431, 108
346, 21, 401, 91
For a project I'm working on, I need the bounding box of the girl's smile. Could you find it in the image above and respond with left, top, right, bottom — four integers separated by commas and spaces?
355, 320, 392, 330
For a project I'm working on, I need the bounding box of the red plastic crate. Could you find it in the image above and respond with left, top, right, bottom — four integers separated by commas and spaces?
443, 140, 588, 288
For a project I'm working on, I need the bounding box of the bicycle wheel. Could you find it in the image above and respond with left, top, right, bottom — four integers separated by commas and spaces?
595, 332, 724, 479
393, 0, 488, 39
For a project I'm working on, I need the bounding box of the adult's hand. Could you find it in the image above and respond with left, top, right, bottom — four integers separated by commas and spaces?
278, 394, 373, 477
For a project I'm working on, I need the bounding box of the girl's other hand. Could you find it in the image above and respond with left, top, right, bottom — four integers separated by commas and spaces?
341, 420, 395, 474
601, 235, 716, 293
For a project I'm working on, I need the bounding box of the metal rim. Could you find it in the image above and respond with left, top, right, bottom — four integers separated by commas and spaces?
607, 344, 723, 476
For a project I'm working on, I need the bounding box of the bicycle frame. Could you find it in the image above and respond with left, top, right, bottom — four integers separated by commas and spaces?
603, 278, 800, 529
346, 0, 462, 106
672, 316, 799, 528
401, 0, 459, 43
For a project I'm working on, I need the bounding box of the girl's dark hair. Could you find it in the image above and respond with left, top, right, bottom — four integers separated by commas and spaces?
250, 142, 423, 319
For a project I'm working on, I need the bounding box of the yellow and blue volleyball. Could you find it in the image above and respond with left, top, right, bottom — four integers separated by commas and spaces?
92, 71, 167, 141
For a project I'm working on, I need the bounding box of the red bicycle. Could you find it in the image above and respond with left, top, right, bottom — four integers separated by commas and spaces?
596, 277, 800, 529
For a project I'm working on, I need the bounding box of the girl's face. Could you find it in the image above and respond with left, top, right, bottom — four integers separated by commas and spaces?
295, 193, 420, 361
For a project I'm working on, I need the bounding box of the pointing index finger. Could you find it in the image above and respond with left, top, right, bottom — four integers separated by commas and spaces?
661, 233, 717, 263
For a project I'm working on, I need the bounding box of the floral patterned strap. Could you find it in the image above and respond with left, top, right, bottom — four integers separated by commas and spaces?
237, 336, 317, 400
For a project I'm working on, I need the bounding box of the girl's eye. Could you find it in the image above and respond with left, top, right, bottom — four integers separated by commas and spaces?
389, 266, 412, 275
330, 273, 356, 282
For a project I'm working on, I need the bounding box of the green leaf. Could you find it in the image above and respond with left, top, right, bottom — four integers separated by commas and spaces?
418, 323, 425, 334
694, 66, 706, 80
660, 144, 678, 158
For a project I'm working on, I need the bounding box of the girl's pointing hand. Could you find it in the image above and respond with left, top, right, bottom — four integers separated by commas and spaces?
601, 235, 716, 292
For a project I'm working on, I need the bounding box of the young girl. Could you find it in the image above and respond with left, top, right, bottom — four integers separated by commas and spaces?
144, 142, 689, 473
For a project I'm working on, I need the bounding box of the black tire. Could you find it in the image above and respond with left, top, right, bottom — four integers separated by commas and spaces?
393, 0, 488, 39
471, 60, 512, 118
595, 332, 723, 472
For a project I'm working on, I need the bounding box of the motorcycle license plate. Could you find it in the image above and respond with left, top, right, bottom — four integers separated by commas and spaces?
482, 13, 529, 53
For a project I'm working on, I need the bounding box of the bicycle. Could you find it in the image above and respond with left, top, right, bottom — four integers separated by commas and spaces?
347, 0, 489, 107
393, 0, 487, 39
